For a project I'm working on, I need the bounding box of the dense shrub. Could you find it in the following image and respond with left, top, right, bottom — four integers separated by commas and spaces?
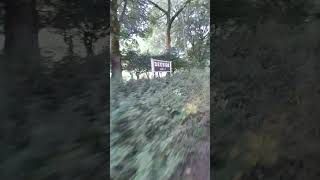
0, 54, 108, 180
122, 50, 189, 78
213, 18, 320, 180
110, 69, 209, 180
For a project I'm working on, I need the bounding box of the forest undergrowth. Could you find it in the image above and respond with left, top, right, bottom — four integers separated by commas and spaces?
0, 54, 107, 180
213, 19, 320, 180
110, 68, 209, 180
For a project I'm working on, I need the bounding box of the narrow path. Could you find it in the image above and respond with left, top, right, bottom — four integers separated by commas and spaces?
171, 126, 210, 180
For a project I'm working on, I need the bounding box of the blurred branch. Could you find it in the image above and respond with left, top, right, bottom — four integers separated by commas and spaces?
170, 0, 192, 24
119, 0, 128, 23
148, 0, 168, 15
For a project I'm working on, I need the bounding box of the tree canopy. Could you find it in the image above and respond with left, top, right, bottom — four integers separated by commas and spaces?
112, 0, 210, 80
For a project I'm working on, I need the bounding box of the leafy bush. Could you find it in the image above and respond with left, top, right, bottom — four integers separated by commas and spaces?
213, 18, 320, 180
122, 50, 189, 77
110, 68, 209, 180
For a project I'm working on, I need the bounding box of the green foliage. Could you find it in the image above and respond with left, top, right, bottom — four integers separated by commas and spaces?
215, 110, 233, 128
119, 0, 151, 38
213, 0, 313, 25
119, 0, 210, 70
195, 127, 205, 138
239, 132, 279, 166
215, 158, 244, 180
122, 50, 151, 75
175, 0, 210, 67
122, 50, 190, 75
215, 131, 279, 180
49, 0, 108, 39
110, 69, 209, 180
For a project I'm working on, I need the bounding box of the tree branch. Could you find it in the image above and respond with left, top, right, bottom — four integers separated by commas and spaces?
151, 13, 166, 24
119, 0, 128, 23
170, 0, 192, 25
147, 0, 168, 15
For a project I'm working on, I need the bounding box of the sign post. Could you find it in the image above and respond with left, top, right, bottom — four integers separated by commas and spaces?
150, 58, 172, 78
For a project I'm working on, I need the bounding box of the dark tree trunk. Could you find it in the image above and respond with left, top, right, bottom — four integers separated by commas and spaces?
166, 23, 171, 60
1, 0, 40, 129
63, 29, 74, 56
130, 72, 134, 80
82, 29, 95, 57
4, 0, 40, 72
166, 0, 171, 60
145, 72, 150, 79
111, 0, 122, 81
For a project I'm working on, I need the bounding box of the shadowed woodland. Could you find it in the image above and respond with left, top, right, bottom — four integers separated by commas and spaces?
213, 0, 320, 179
0, 0, 108, 179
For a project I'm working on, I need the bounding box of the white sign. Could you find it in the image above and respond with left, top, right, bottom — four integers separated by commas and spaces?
151, 58, 172, 72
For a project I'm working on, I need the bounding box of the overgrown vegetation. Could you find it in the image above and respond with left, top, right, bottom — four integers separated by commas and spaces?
110, 69, 209, 180
112, 0, 210, 80
0, 1, 109, 179
0, 54, 107, 180
122, 50, 184, 79
213, 1, 320, 178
